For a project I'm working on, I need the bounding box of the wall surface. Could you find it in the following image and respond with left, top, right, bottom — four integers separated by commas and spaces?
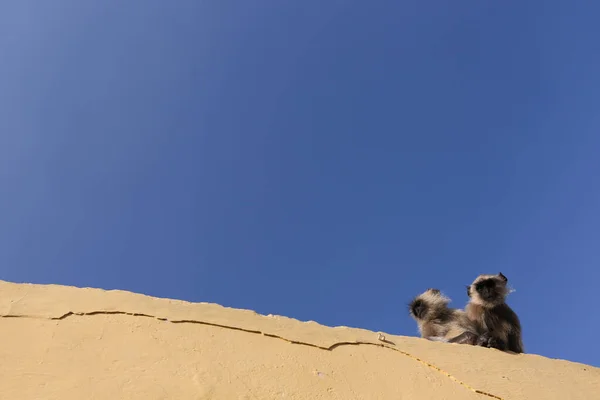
0, 280, 597, 399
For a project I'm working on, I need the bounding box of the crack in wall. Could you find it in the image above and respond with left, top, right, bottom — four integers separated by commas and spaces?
1, 311, 503, 399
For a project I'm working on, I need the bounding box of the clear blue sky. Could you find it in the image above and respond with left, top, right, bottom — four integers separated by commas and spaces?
1, 1, 599, 367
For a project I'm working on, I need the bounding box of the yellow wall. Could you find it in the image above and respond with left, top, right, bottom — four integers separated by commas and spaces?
0, 280, 597, 399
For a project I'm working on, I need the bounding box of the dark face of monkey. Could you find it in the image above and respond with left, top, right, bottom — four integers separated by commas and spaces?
410, 299, 425, 319
409, 288, 445, 321
467, 272, 509, 307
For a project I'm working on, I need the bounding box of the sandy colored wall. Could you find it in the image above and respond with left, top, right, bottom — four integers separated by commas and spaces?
0, 280, 597, 399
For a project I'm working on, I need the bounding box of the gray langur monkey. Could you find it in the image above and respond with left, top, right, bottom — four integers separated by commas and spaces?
409, 288, 480, 345
465, 272, 524, 353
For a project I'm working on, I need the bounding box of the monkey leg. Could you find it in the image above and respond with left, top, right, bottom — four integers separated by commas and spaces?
486, 336, 507, 351
477, 333, 508, 351
476, 332, 491, 347
447, 332, 479, 345
426, 336, 449, 342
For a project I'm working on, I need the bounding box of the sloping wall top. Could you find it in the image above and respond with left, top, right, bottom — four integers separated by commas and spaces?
0, 280, 597, 399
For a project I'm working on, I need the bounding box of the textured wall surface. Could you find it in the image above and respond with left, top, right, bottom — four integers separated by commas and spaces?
0, 280, 597, 399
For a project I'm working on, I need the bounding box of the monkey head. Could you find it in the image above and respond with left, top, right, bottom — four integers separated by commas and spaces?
408, 288, 451, 321
466, 272, 509, 307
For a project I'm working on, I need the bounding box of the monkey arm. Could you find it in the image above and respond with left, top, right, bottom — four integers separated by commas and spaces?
507, 332, 524, 353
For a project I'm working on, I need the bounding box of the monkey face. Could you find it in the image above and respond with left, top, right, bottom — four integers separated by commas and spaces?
408, 288, 449, 321
410, 299, 428, 319
475, 279, 499, 301
468, 273, 509, 307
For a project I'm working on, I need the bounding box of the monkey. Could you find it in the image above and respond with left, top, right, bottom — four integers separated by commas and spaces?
408, 288, 480, 345
465, 272, 524, 353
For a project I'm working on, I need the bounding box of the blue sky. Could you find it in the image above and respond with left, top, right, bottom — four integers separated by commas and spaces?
1, 1, 599, 367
